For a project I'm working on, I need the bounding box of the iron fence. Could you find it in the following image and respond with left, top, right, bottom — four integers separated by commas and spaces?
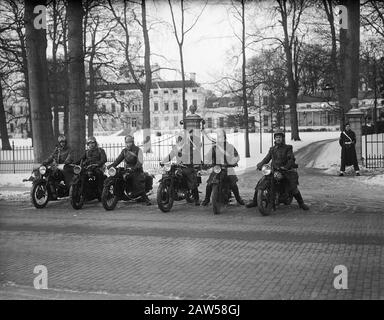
362, 121, 384, 169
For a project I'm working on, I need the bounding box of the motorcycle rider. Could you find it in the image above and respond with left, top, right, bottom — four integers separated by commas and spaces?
42, 134, 73, 200
77, 136, 107, 196
245, 131, 309, 210
201, 129, 245, 206
160, 135, 201, 206
107, 135, 151, 205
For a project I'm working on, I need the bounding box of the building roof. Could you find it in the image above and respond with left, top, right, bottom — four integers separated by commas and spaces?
89, 80, 200, 92
205, 96, 243, 108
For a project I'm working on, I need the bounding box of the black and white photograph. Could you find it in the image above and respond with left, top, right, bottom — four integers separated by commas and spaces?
0, 0, 383, 303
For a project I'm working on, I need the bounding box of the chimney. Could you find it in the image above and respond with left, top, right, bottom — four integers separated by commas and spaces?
189, 72, 196, 82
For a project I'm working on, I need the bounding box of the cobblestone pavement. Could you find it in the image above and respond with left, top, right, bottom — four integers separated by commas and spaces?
0, 140, 383, 299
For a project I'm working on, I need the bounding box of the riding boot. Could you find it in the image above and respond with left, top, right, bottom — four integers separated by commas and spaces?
231, 184, 244, 205
201, 184, 212, 206
293, 191, 309, 210
141, 193, 152, 206
245, 190, 257, 208
49, 183, 57, 200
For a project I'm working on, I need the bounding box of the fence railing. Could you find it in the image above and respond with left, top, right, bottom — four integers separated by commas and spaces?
362, 129, 384, 169
0, 140, 175, 174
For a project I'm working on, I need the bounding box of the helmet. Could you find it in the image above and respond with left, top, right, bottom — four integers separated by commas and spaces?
58, 135, 67, 143
87, 136, 97, 145
125, 135, 134, 143
273, 130, 285, 139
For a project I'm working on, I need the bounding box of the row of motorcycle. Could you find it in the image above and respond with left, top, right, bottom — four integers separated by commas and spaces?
26, 161, 292, 216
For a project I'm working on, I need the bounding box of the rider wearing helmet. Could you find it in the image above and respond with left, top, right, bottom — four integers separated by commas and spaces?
245, 130, 309, 210
77, 136, 107, 195
107, 135, 151, 205
201, 129, 245, 206
160, 135, 201, 206
42, 135, 73, 200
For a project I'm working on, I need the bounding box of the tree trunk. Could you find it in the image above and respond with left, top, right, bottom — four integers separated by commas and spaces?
343, 0, 360, 114
25, 0, 55, 163
52, 0, 60, 138
67, 0, 86, 161
63, 17, 69, 137
179, 44, 186, 127
241, 0, 250, 157
88, 58, 95, 138
141, 0, 152, 152
0, 80, 11, 150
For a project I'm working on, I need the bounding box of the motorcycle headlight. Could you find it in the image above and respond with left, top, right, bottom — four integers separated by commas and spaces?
213, 165, 222, 174
164, 164, 172, 172
73, 165, 81, 175
108, 167, 116, 177
261, 164, 272, 176
39, 166, 46, 175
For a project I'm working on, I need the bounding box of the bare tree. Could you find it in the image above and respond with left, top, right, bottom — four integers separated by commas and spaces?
67, 0, 86, 161
0, 77, 11, 150
167, 0, 207, 127
25, 0, 55, 162
275, 0, 309, 141
107, 0, 153, 151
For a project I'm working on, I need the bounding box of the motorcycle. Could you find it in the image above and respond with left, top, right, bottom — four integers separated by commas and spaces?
26, 163, 71, 209
157, 163, 202, 212
101, 167, 153, 211
69, 163, 106, 210
208, 164, 236, 215
255, 164, 295, 216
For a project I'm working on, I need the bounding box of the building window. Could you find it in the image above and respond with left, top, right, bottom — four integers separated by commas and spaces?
192, 99, 197, 107
207, 117, 212, 128
111, 102, 116, 113
154, 117, 159, 128
173, 102, 178, 111
164, 90, 169, 94
219, 117, 225, 128
192, 88, 197, 93
164, 116, 169, 123
101, 104, 106, 113
306, 104, 312, 109
174, 116, 179, 127
263, 115, 269, 127
154, 90, 158, 95
154, 102, 159, 112
184, 100, 188, 108
10, 123, 14, 132
164, 102, 169, 112
132, 118, 137, 127
126, 117, 131, 126
9, 107, 13, 115
120, 91, 125, 96
263, 96, 269, 105
184, 89, 188, 93
173, 89, 178, 94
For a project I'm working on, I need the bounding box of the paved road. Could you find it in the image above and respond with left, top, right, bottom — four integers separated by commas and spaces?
1, 140, 383, 299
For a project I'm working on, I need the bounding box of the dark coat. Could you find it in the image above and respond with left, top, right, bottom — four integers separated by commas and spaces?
78, 147, 107, 168
257, 143, 299, 193
339, 129, 358, 166
43, 145, 73, 165
110, 145, 143, 169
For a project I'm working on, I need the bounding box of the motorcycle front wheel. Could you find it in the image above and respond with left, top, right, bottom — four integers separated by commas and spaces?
157, 182, 174, 212
257, 189, 272, 216
101, 183, 119, 211
31, 182, 49, 209
69, 184, 84, 210
211, 184, 222, 215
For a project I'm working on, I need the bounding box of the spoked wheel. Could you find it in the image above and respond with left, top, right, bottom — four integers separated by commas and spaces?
257, 189, 272, 216
101, 184, 118, 211
157, 182, 174, 212
211, 184, 222, 215
31, 182, 49, 209
70, 184, 84, 210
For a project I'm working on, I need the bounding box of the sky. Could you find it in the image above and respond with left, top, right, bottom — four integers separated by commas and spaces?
146, 0, 273, 89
